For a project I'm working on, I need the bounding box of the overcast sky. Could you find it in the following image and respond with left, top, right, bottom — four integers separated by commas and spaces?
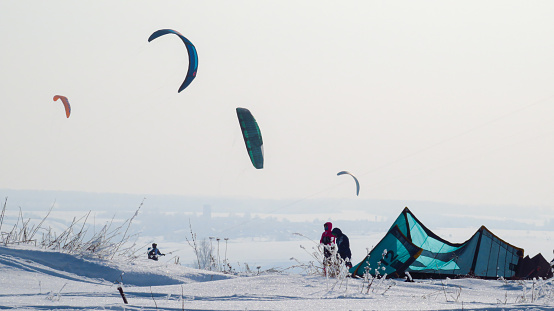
1, 1, 553, 208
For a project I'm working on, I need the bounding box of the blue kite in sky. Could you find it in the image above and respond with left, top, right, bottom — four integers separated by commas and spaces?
148, 29, 198, 93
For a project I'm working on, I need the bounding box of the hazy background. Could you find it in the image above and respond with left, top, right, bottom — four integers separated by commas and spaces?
1, 1, 554, 207
1, 189, 552, 269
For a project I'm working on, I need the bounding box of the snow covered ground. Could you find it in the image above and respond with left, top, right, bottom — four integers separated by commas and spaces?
1, 245, 553, 310
1, 191, 553, 309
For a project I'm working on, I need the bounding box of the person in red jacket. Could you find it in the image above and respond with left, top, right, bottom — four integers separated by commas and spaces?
320, 222, 335, 260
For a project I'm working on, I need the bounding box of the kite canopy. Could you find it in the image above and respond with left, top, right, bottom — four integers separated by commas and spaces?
350, 207, 524, 279
236, 108, 264, 169
337, 171, 360, 196
148, 29, 198, 93
53, 95, 71, 118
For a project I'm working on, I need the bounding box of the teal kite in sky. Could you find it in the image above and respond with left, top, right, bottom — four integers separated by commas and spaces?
236, 108, 264, 169
148, 29, 198, 93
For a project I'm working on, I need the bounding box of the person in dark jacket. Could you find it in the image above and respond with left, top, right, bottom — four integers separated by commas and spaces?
147, 243, 165, 261
331, 227, 352, 268
320, 222, 335, 260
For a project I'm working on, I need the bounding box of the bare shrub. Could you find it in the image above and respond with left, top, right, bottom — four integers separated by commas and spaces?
0, 197, 143, 260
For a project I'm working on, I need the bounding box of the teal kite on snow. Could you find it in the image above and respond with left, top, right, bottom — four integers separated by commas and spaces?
350, 207, 524, 279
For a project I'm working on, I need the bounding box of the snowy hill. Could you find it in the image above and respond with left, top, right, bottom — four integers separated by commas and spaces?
1, 245, 553, 310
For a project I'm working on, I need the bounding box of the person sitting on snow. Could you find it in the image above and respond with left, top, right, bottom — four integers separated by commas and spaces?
331, 227, 352, 268
147, 243, 165, 261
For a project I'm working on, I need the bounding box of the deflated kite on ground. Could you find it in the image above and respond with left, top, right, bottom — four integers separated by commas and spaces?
350, 207, 527, 279
148, 29, 198, 93
53, 95, 71, 118
236, 108, 264, 169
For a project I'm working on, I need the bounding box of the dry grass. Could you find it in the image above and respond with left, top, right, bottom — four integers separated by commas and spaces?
0, 197, 143, 260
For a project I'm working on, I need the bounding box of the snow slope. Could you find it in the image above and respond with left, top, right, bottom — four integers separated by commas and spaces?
0, 245, 553, 310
